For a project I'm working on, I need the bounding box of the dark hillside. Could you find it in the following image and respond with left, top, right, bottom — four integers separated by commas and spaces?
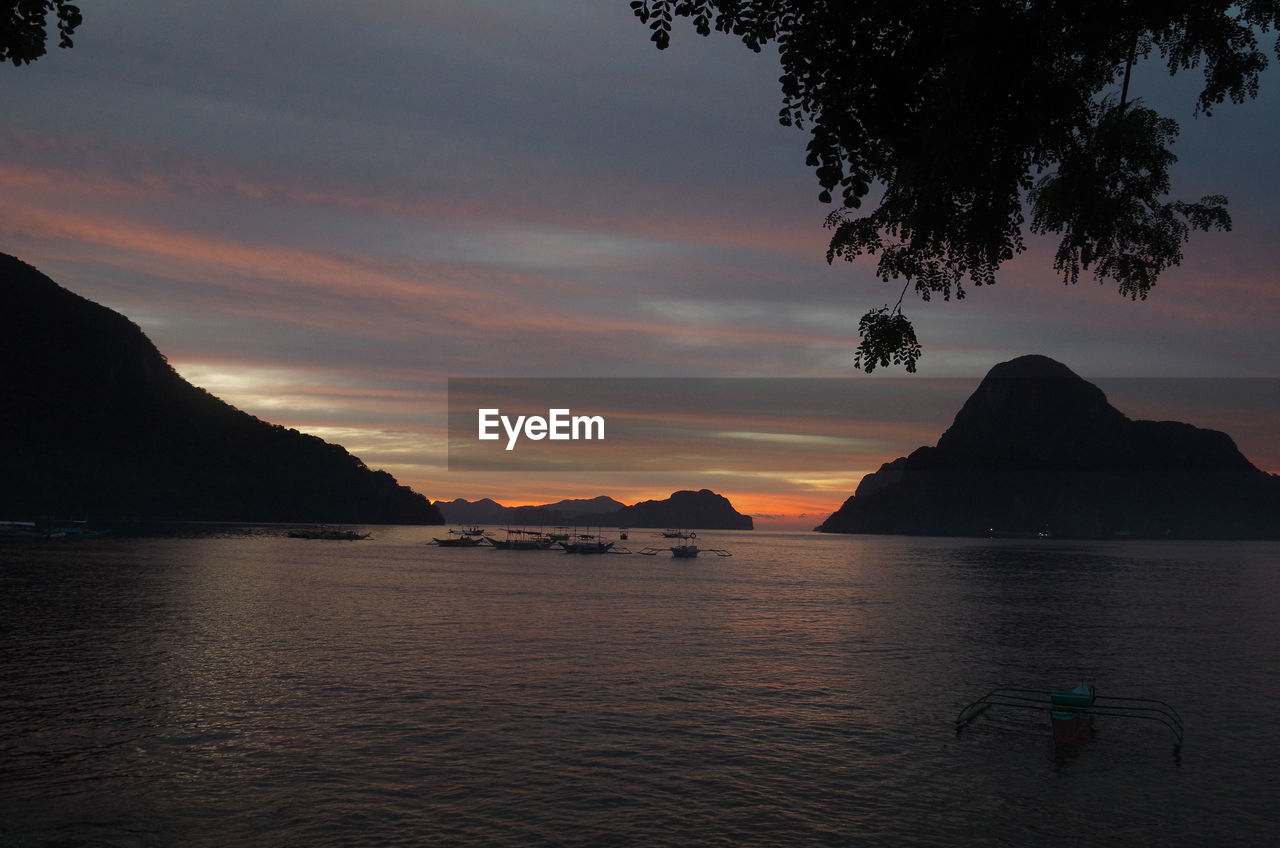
1, 253, 442, 524
819, 355, 1280, 538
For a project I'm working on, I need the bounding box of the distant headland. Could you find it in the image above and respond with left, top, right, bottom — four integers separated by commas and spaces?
818, 354, 1280, 539
440, 489, 753, 530
1, 253, 443, 525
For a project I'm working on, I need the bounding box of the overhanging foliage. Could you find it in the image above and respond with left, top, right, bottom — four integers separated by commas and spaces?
631, 1, 1277, 370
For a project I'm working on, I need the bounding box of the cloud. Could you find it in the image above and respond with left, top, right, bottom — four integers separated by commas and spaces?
5, 1, 1278, 524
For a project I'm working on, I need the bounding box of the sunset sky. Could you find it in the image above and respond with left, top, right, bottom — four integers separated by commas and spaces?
4, 2, 1279, 529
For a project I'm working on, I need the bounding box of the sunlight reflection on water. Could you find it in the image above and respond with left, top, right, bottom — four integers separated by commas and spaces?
2, 531, 1277, 846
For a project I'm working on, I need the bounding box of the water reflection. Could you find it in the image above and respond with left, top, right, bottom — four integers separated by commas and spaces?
2, 533, 1278, 846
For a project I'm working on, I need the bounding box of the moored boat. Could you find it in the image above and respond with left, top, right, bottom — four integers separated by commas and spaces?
432, 527, 493, 546
2, 519, 110, 539
560, 534, 617, 554
489, 529, 556, 550
432, 534, 487, 547
638, 530, 731, 558
955, 683, 1184, 753
288, 525, 370, 540
1049, 682, 1096, 746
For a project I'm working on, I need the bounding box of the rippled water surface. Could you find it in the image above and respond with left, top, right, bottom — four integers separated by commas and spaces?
2, 529, 1278, 846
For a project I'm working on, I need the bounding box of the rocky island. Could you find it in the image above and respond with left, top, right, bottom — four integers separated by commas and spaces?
441, 489, 753, 530
818, 354, 1280, 539
1, 253, 442, 525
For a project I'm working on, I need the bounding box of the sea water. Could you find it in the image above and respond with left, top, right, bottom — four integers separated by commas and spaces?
2, 529, 1277, 846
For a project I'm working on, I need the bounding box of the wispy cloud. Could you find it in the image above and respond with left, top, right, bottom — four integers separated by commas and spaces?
5, 1, 1278, 527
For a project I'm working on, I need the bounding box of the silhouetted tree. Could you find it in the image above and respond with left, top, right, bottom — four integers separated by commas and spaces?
2, 1, 80, 66
631, 1, 1277, 371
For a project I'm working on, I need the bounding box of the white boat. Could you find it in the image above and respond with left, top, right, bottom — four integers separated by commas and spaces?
0, 520, 40, 537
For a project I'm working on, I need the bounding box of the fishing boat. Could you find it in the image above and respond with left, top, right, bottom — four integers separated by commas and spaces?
432, 533, 488, 547
488, 529, 556, 550
0, 520, 40, 537
672, 542, 731, 558
638, 531, 730, 558
1049, 682, 1096, 745
3, 519, 109, 539
432, 527, 492, 546
432, 535, 486, 547
287, 525, 370, 540
559, 533, 626, 554
955, 683, 1184, 752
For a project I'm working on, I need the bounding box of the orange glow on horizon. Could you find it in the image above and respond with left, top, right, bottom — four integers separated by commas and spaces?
409, 476, 858, 533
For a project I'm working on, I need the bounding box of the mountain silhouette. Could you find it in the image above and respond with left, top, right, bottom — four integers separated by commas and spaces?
819, 354, 1280, 538
0, 253, 442, 525
611, 489, 753, 530
440, 489, 752, 530
440, 495, 629, 526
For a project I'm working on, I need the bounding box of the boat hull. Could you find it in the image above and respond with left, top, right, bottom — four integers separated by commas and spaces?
1050, 712, 1094, 746
490, 538, 555, 550
288, 529, 370, 540
432, 536, 485, 547
1049, 683, 1096, 746
560, 541, 614, 554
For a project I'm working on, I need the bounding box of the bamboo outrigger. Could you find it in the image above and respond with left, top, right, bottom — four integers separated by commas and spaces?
955, 684, 1184, 751
559, 532, 631, 554
432, 527, 491, 546
637, 530, 731, 558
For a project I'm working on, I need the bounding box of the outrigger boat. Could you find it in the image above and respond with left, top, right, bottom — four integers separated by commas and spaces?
2, 519, 109, 539
488, 529, 556, 550
432, 535, 487, 547
955, 683, 1184, 751
287, 525, 371, 540
559, 533, 629, 554
432, 527, 491, 547
638, 531, 731, 558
